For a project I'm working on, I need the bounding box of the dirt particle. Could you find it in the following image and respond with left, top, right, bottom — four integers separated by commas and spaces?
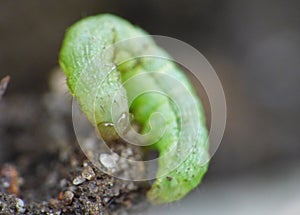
72, 175, 85, 185
82, 166, 95, 180
103, 197, 110, 203
58, 192, 64, 201
99, 153, 119, 170
15, 198, 26, 213
62, 191, 74, 205
127, 183, 136, 191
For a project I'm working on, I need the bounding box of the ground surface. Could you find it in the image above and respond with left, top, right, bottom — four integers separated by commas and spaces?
0, 72, 148, 214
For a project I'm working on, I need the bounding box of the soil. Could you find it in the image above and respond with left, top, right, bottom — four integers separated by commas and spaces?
0, 71, 149, 214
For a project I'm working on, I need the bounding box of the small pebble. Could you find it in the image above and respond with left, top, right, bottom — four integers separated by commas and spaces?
103, 197, 110, 203
62, 191, 74, 205
72, 175, 85, 185
82, 166, 95, 180
83, 161, 88, 167
122, 148, 133, 157
127, 183, 135, 191
15, 198, 26, 213
99, 153, 119, 170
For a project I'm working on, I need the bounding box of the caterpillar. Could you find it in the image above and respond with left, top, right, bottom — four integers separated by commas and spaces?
59, 14, 209, 204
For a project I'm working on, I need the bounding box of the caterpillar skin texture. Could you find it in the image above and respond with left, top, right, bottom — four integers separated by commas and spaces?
59, 14, 209, 204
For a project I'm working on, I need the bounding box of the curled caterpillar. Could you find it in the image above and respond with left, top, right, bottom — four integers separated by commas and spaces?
59, 14, 209, 204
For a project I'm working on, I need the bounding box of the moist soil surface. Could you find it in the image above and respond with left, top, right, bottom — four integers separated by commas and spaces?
0, 72, 149, 214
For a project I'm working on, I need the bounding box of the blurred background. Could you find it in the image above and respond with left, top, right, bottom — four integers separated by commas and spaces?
0, 0, 299, 214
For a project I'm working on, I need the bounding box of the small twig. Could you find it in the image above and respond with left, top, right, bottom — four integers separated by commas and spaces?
0, 75, 10, 100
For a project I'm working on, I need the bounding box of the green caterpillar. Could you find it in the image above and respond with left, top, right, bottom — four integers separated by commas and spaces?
59, 14, 209, 204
